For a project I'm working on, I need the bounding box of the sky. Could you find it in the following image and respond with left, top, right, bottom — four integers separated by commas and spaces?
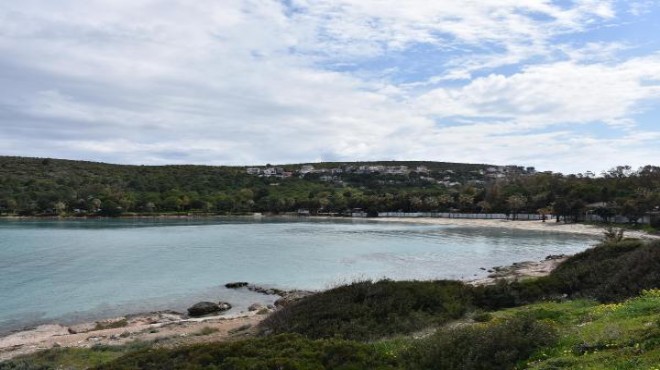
1, 0, 659, 174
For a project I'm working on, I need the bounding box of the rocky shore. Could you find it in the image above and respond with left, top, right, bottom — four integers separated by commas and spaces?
467, 254, 570, 286
0, 284, 314, 361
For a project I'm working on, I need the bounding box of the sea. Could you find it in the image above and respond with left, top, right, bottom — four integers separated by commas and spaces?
0, 217, 595, 334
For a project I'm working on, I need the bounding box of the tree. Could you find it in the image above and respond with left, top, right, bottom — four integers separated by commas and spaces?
506, 194, 527, 220
53, 201, 67, 215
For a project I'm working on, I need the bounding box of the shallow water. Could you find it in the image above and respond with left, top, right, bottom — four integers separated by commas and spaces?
0, 217, 594, 333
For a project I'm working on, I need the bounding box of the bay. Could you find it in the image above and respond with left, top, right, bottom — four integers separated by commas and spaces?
0, 217, 594, 333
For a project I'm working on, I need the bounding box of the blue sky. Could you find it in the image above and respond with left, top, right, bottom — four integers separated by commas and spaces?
0, 0, 659, 173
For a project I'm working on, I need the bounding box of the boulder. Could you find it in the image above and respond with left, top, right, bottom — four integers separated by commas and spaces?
274, 290, 314, 307
187, 301, 229, 317
218, 301, 232, 311
248, 303, 265, 311
225, 282, 249, 289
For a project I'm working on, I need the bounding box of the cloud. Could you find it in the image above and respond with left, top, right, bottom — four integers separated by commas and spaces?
417, 55, 660, 128
0, 0, 658, 173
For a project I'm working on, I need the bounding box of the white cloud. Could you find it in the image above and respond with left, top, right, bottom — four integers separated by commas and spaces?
0, 0, 658, 173
417, 55, 660, 128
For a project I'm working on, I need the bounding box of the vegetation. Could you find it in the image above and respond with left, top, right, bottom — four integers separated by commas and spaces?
95, 334, 400, 370
262, 280, 474, 340
1, 157, 658, 228
404, 315, 558, 370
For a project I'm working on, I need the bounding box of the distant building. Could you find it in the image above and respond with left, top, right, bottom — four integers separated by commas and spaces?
300, 165, 315, 174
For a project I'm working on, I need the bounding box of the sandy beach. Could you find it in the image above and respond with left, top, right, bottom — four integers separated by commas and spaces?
1, 218, 656, 362
370, 217, 659, 240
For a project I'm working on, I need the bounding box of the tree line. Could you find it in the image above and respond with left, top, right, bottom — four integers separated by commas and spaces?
0, 157, 658, 225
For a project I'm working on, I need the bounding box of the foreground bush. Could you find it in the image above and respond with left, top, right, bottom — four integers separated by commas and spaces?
405, 315, 558, 370
548, 239, 660, 302
261, 280, 473, 340
473, 239, 660, 309
97, 334, 399, 370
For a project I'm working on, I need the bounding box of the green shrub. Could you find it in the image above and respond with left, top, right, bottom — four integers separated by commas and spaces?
405, 315, 558, 370
261, 280, 474, 340
473, 240, 660, 309
546, 239, 660, 302
97, 333, 400, 370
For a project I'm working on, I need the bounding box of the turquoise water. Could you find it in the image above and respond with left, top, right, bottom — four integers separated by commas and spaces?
0, 218, 594, 333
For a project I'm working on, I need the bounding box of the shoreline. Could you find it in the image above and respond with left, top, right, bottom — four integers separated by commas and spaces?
369, 217, 660, 240
2, 217, 656, 361
0, 286, 312, 361
2, 214, 657, 240
0, 251, 576, 361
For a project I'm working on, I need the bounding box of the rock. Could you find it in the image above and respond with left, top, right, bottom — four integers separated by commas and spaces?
274, 290, 314, 307
228, 324, 252, 334
187, 301, 226, 317
225, 282, 249, 289
218, 302, 232, 311
247, 284, 286, 296
248, 303, 265, 311
479, 267, 486, 270
67, 328, 77, 334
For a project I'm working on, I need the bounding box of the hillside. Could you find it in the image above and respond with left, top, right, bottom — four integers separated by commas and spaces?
0, 157, 658, 228
0, 156, 521, 216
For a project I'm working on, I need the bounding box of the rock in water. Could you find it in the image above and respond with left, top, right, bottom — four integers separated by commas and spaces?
225, 282, 249, 289
187, 302, 225, 317
218, 301, 232, 311
248, 303, 265, 311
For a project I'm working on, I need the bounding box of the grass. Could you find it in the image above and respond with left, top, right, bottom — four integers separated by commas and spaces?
96, 334, 400, 370
0, 343, 150, 370
492, 290, 660, 369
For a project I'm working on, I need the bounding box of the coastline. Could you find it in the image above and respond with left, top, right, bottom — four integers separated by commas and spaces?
2, 217, 656, 361
368, 217, 660, 240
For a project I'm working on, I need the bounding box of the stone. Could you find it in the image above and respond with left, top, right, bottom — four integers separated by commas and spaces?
274, 290, 314, 307
248, 303, 265, 311
225, 282, 249, 289
187, 301, 224, 317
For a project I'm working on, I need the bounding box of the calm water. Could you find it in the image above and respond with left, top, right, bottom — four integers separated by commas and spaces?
0, 218, 595, 333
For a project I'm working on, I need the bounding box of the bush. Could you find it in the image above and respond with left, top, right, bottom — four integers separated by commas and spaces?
261, 280, 474, 340
473, 240, 660, 308
405, 315, 558, 370
97, 334, 399, 370
545, 239, 660, 302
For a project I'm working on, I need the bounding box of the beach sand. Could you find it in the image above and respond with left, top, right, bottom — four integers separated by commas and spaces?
370, 217, 659, 240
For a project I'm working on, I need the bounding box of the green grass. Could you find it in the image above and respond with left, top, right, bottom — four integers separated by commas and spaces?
96, 334, 399, 370
0, 343, 150, 370
492, 290, 660, 369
